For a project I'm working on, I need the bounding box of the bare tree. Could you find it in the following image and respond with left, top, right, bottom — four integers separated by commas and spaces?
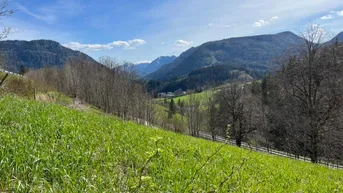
205, 91, 219, 140
28, 56, 152, 124
217, 83, 244, 146
0, 0, 14, 40
217, 83, 259, 147
276, 25, 343, 163
0, 0, 14, 69
186, 94, 202, 137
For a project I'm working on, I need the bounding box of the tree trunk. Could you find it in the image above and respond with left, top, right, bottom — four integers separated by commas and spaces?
211, 131, 216, 141
310, 151, 318, 163
235, 137, 242, 147
310, 142, 318, 163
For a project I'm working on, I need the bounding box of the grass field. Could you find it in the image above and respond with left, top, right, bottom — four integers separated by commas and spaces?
173, 90, 213, 102
0, 95, 342, 192
156, 90, 215, 109
160, 80, 258, 104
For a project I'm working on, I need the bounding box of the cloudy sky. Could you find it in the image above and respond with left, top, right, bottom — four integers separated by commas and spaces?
4, 0, 343, 63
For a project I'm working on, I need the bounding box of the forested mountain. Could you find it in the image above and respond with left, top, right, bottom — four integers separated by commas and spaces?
147, 31, 305, 80
134, 55, 176, 77
0, 40, 95, 72
336, 31, 343, 41
328, 31, 343, 44
148, 64, 263, 93
132, 62, 150, 76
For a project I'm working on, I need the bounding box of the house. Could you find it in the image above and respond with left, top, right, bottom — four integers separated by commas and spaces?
158, 92, 175, 98
158, 92, 167, 98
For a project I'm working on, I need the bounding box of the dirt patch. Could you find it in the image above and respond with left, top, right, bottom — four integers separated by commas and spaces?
68, 98, 88, 112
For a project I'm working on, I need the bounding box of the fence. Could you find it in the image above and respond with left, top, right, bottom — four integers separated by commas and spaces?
198, 131, 343, 170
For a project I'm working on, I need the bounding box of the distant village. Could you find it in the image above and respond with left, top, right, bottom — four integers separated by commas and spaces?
157, 89, 187, 98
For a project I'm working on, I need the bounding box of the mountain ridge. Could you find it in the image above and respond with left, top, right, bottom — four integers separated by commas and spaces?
0, 39, 96, 72
133, 55, 176, 77
328, 31, 343, 44
147, 31, 305, 80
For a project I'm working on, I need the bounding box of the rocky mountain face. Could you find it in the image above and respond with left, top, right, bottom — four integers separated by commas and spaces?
0, 40, 95, 72
147, 31, 305, 81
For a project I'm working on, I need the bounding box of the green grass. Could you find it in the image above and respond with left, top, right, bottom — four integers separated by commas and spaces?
154, 104, 186, 121
0, 95, 342, 192
168, 81, 257, 104
156, 90, 215, 111
174, 90, 214, 102
37, 91, 73, 106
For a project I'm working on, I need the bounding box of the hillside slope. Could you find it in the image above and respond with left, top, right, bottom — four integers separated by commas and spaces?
148, 32, 304, 80
328, 31, 343, 44
154, 64, 261, 93
0, 95, 341, 192
0, 40, 95, 72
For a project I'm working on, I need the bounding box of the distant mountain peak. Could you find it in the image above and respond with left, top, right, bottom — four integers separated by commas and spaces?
133, 55, 176, 77
277, 31, 296, 35
334, 31, 343, 41
327, 31, 343, 44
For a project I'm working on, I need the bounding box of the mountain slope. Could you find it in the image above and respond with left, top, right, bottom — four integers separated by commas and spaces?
148, 31, 304, 80
0, 95, 341, 192
134, 62, 150, 76
0, 40, 95, 72
134, 55, 176, 77
328, 31, 343, 44
150, 64, 263, 93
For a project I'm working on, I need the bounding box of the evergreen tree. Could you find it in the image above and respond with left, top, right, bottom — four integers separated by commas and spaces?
180, 101, 185, 115
163, 98, 168, 107
168, 98, 176, 119
19, 65, 27, 75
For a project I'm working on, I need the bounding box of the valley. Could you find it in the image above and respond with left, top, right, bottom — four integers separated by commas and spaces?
1, 0, 343, 191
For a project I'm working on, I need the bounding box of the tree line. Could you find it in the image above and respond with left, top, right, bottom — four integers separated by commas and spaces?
173, 26, 343, 164
26, 26, 343, 164
26, 56, 155, 124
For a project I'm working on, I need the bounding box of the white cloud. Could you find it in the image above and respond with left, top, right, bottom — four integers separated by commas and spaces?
161, 41, 165, 44
62, 42, 112, 51
320, 14, 333, 20
175, 40, 193, 47
223, 24, 231, 28
271, 16, 279, 21
207, 23, 213, 27
16, 3, 56, 24
111, 41, 130, 48
128, 39, 146, 47
253, 16, 279, 27
336, 10, 343, 16
63, 39, 146, 51
321, 10, 343, 20
253, 20, 269, 27
110, 39, 145, 49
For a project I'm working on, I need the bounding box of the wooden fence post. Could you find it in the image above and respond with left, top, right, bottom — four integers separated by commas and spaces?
0, 73, 9, 87
34, 88, 36, 100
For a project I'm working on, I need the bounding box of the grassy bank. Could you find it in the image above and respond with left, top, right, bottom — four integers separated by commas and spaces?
0, 95, 342, 192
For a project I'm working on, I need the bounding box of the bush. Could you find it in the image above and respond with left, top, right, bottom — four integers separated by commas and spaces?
2, 76, 34, 98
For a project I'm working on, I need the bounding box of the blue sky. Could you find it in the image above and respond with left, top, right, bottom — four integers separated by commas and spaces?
4, 0, 343, 63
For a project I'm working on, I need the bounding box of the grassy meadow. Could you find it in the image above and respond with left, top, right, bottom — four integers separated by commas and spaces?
0, 95, 342, 192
